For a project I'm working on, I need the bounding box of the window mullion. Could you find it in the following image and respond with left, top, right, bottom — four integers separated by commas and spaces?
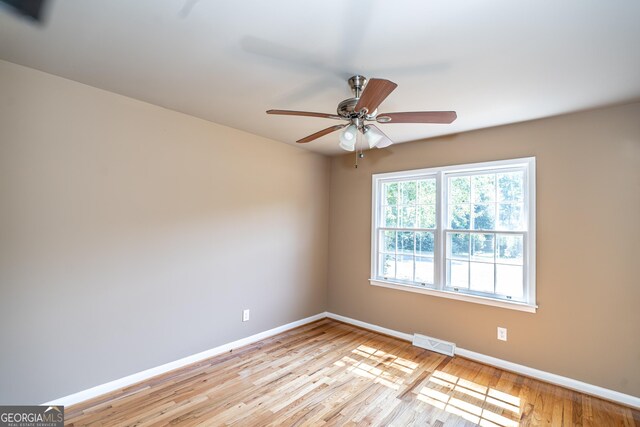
413, 231, 417, 284
436, 171, 445, 291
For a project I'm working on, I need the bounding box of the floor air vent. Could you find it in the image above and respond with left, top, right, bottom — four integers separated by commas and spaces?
412, 333, 456, 356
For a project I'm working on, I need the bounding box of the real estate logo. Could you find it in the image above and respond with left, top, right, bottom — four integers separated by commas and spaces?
0, 406, 63, 427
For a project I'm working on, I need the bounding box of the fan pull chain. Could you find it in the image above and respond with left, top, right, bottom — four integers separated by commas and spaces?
354, 130, 365, 168
354, 131, 359, 168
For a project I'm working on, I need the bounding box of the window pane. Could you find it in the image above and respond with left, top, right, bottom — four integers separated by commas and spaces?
415, 257, 434, 285
496, 264, 524, 298
418, 179, 436, 205
472, 174, 496, 203
447, 233, 469, 259
418, 205, 436, 229
400, 181, 417, 205
384, 182, 398, 205
397, 231, 414, 255
471, 233, 495, 262
498, 203, 523, 230
382, 230, 396, 253
399, 206, 416, 228
416, 232, 434, 256
384, 206, 398, 227
472, 204, 496, 230
497, 234, 523, 265
447, 260, 469, 288
449, 204, 470, 229
498, 172, 524, 202
470, 262, 494, 293
396, 255, 414, 281
381, 254, 395, 279
450, 176, 470, 203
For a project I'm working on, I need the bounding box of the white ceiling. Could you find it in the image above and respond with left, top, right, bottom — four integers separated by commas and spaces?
1, 0, 639, 155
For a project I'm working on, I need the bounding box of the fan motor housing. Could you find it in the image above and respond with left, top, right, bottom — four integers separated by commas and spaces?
337, 98, 358, 118
337, 98, 377, 120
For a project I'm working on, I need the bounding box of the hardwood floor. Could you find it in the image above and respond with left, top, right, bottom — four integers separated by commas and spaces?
66, 319, 639, 426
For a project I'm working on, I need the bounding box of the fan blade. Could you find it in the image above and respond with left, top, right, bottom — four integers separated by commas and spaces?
367, 125, 394, 148
266, 109, 342, 120
297, 125, 347, 143
355, 78, 397, 114
376, 111, 457, 124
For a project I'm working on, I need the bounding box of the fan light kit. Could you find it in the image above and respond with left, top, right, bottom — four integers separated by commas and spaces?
267, 75, 457, 152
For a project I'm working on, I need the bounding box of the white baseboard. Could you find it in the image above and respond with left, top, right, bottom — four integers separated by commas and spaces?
43, 312, 327, 407
454, 348, 640, 409
44, 311, 639, 410
325, 312, 640, 409
326, 312, 413, 341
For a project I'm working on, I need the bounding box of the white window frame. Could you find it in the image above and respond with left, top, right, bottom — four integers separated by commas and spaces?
370, 157, 537, 313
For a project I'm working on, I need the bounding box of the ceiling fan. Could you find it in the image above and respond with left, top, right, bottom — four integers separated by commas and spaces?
266, 75, 457, 151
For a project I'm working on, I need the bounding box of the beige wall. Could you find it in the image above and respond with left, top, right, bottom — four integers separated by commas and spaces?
0, 60, 330, 404
328, 102, 640, 397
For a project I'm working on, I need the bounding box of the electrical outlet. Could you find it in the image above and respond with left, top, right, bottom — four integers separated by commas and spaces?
497, 327, 507, 341
242, 309, 250, 322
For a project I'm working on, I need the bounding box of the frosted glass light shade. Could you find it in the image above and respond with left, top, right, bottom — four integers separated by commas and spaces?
338, 124, 357, 151
364, 125, 393, 148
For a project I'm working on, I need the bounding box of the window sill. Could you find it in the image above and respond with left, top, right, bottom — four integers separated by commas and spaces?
369, 279, 537, 313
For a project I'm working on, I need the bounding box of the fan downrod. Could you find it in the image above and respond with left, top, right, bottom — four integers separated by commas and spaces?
348, 75, 367, 97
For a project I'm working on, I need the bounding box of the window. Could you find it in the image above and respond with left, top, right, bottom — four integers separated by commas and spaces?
371, 158, 536, 312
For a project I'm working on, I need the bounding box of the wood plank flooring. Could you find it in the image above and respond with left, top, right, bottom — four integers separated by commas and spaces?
65, 319, 639, 426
